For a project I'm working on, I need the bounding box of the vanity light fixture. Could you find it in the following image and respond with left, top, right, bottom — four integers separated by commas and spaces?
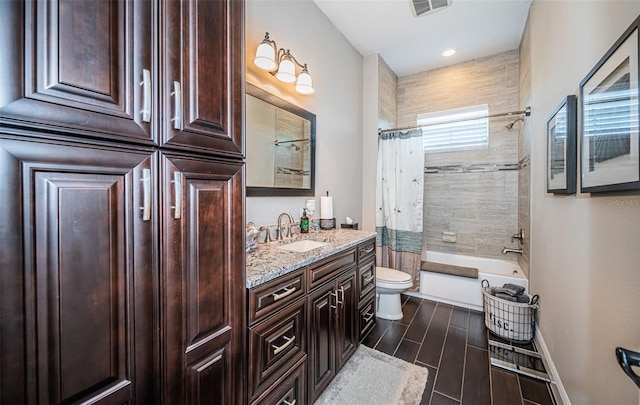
253, 32, 315, 95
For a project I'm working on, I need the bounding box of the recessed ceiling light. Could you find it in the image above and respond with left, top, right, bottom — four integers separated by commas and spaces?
442, 48, 456, 57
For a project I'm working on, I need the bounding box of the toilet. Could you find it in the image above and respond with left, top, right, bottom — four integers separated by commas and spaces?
375, 266, 413, 320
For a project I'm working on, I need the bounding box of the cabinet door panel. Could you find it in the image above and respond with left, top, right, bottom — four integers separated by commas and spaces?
161, 0, 243, 156
307, 283, 336, 403
186, 349, 226, 405
0, 137, 157, 404
161, 154, 244, 405
0, 1, 154, 144
336, 268, 358, 371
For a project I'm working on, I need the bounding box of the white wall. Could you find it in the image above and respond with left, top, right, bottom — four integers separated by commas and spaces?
362, 54, 379, 232
246, 0, 363, 227
528, 2, 640, 403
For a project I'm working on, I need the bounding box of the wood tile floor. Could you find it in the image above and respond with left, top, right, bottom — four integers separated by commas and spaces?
363, 295, 555, 405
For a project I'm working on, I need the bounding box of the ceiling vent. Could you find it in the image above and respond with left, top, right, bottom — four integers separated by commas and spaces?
410, 0, 453, 17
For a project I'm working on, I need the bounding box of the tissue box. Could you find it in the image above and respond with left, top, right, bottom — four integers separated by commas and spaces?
340, 223, 358, 230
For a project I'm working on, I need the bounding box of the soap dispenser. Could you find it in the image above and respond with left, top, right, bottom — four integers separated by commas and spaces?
300, 209, 309, 233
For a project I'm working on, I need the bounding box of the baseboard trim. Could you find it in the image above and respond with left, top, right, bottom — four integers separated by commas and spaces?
535, 327, 571, 405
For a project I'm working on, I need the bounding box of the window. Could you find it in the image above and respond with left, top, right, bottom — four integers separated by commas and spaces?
417, 104, 489, 152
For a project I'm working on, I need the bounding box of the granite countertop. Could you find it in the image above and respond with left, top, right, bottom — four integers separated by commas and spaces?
246, 229, 377, 288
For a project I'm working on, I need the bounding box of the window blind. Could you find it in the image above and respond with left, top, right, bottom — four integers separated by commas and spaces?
417, 105, 489, 152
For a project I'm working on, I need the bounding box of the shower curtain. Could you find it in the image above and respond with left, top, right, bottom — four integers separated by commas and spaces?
376, 128, 424, 291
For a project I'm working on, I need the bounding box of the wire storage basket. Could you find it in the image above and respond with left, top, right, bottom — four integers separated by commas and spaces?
482, 279, 539, 343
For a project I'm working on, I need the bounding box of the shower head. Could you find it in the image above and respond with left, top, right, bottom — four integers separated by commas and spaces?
505, 116, 524, 130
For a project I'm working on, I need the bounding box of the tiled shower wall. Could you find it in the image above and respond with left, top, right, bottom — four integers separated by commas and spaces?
518, 16, 532, 277
397, 50, 521, 261
378, 57, 397, 129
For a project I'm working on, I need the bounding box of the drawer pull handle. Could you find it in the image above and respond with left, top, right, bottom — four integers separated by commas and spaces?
363, 312, 374, 322
363, 275, 374, 284
273, 286, 296, 301
361, 246, 374, 254
272, 335, 296, 355
282, 400, 296, 405
330, 290, 338, 310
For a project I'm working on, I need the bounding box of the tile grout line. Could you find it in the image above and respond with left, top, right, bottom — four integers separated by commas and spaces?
429, 303, 454, 405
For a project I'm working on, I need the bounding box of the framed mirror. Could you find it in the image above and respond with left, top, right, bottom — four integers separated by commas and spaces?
246, 83, 316, 196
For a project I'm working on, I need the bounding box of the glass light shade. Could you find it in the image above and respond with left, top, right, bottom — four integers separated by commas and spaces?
253, 42, 277, 71
275, 58, 296, 83
295, 71, 315, 95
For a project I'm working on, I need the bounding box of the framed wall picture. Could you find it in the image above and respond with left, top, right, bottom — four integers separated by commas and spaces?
547, 95, 577, 194
579, 16, 640, 193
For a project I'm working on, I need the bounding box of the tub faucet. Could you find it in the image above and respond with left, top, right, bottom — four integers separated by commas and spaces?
277, 212, 294, 240
502, 247, 523, 255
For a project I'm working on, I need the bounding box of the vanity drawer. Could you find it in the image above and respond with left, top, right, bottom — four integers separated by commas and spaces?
358, 239, 375, 262
249, 268, 306, 325
359, 291, 376, 342
250, 356, 306, 405
358, 256, 376, 301
307, 248, 357, 291
249, 297, 306, 400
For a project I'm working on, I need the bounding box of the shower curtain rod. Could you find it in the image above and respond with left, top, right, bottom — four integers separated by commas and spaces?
378, 106, 531, 134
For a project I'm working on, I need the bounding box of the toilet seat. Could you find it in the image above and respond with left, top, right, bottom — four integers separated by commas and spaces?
376, 266, 412, 284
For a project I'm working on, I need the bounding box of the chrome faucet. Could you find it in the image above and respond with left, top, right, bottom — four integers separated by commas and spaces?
277, 212, 294, 240
502, 247, 523, 255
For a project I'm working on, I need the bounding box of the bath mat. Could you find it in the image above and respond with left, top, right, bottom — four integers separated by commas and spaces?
315, 345, 429, 405
421, 260, 478, 279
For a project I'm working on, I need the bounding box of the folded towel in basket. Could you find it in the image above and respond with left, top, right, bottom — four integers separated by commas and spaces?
501, 283, 525, 296
495, 292, 530, 303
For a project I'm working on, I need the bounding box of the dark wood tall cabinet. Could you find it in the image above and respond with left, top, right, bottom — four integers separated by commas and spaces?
0, 1, 245, 404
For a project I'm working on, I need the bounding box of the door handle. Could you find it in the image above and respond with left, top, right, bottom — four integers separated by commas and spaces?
140, 69, 151, 122
171, 81, 183, 129
616, 347, 640, 389
338, 286, 345, 308
330, 290, 338, 311
171, 172, 182, 219
140, 168, 151, 221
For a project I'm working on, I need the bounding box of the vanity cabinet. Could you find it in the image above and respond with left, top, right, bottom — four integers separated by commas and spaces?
0, 0, 246, 403
248, 269, 307, 402
357, 239, 377, 342
306, 249, 358, 404
247, 240, 374, 405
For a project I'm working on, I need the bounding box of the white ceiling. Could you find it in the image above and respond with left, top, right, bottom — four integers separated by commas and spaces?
312, 0, 533, 77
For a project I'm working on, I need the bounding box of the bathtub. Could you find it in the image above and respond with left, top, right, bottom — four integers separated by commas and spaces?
417, 251, 528, 311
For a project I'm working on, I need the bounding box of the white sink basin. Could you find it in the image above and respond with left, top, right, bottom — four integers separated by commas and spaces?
276, 240, 330, 252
